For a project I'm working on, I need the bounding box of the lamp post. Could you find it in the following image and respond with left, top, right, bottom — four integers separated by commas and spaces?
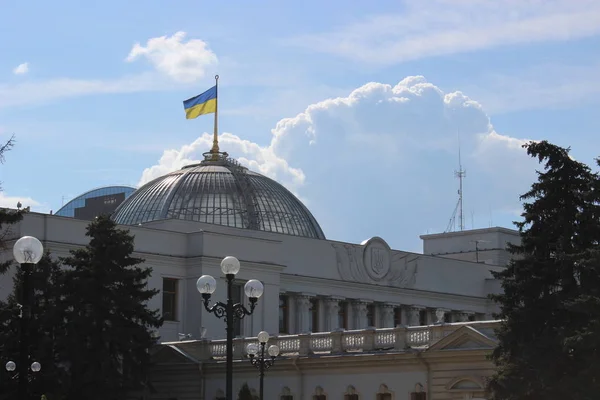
246, 331, 279, 400
196, 256, 264, 400
12, 235, 44, 400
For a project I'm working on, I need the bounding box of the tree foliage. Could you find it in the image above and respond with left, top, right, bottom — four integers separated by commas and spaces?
0, 134, 22, 275
1, 215, 162, 399
0, 253, 67, 400
488, 141, 600, 400
59, 215, 162, 399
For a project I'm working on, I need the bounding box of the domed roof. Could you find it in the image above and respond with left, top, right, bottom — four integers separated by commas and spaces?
112, 154, 325, 240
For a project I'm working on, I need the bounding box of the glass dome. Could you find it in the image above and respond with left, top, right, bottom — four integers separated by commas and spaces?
112, 155, 325, 239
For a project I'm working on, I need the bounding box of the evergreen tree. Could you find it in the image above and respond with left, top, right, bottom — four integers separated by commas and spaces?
488, 141, 600, 399
237, 383, 258, 400
59, 215, 162, 400
0, 253, 67, 400
0, 135, 23, 275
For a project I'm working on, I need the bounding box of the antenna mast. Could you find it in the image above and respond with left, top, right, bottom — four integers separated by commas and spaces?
455, 143, 466, 231
445, 131, 467, 232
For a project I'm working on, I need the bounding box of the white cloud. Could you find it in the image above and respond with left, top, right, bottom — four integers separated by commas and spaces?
285, 0, 600, 65
12, 63, 29, 75
140, 76, 540, 249
126, 31, 218, 83
0, 72, 178, 108
0, 192, 39, 209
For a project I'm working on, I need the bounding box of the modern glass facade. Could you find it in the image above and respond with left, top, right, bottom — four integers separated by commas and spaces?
55, 186, 136, 220
112, 160, 325, 239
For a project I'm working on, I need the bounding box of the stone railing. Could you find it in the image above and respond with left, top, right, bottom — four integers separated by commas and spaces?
170, 320, 500, 361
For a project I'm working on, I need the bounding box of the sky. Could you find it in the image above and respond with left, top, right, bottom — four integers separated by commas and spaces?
2, 0, 600, 252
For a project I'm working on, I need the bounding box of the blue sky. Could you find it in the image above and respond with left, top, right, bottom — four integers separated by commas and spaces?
2, 0, 600, 251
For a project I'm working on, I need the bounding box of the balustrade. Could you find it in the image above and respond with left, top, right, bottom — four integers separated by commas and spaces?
179, 321, 500, 360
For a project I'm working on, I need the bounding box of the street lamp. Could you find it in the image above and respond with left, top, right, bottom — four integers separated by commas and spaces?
13, 235, 44, 400
5, 360, 42, 377
246, 331, 280, 400
196, 256, 264, 400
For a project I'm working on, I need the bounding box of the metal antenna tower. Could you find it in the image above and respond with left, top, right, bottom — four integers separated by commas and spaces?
445, 132, 466, 232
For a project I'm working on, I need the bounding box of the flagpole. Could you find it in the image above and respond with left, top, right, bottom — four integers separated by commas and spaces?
211, 74, 220, 159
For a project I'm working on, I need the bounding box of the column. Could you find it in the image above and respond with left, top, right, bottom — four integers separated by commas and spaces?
380, 304, 395, 328
455, 310, 474, 322
295, 295, 312, 333
406, 306, 423, 326
352, 300, 369, 329
324, 297, 342, 332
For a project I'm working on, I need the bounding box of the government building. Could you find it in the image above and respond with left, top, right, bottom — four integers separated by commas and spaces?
1, 145, 518, 400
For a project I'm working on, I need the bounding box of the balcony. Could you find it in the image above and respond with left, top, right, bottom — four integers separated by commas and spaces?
165, 320, 500, 361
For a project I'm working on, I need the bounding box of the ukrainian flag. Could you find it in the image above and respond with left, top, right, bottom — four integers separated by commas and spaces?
183, 86, 217, 119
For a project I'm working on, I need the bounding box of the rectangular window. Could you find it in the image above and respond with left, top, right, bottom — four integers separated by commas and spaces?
344, 395, 359, 400
411, 393, 426, 400
279, 294, 289, 334
232, 283, 243, 336
309, 298, 319, 332
394, 307, 402, 327
367, 304, 376, 327
313, 396, 326, 400
419, 309, 428, 325
444, 312, 452, 323
377, 395, 392, 400
338, 301, 348, 330
162, 278, 178, 321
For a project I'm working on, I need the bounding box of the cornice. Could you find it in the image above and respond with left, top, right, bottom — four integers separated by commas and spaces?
280, 274, 492, 306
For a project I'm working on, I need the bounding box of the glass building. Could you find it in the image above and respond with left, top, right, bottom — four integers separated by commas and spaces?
55, 186, 136, 220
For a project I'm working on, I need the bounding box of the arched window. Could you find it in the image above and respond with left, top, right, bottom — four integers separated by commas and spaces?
280, 386, 293, 400
410, 383, 426, 400
313, 386, 327, 400
376, 384, 394, 400
444, 375, 485, 399
344, 385, 360, 400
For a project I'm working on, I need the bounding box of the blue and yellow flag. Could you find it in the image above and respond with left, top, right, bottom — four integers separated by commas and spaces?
183, 86, 217, 119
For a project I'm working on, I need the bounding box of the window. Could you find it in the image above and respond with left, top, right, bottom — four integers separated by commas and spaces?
367, 304, 376, 327
279, 294, 289, 334
444, 312, 452, 323
309, 298, 319, 332
162, 278, 178, 321
338, 301, 348, 330
313, 396, 326, 400
419, 309, 427, 325
281, 396, 293, 400
344, 395, 359, 400
410, 393, 426, 400
393, 307, 402, 326
377, 395, 392, 400
232, 283, 243, 336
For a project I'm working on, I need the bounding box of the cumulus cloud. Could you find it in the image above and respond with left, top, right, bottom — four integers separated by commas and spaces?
12, 63, 29, 75
285, 0, 600, 65
0, 192, 39, 209
139, 76, 539, 250
126, 31, 218, 83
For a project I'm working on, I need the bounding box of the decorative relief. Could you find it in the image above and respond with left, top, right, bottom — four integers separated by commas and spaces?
332, 236, 419, 288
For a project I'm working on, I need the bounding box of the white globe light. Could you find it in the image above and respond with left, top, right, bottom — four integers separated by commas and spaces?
244, 279, 264, 299
268, 344, 280, 357
220, 256, 241, 275
246, 343, 259, 355
30, 362, 41, 372
257, 331, 270, 344
5, 361, 16, 372
196, 275, 217, 294
13, 236, 44, 264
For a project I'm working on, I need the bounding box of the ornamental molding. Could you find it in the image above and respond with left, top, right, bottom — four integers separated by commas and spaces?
332, 237, 418, 288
